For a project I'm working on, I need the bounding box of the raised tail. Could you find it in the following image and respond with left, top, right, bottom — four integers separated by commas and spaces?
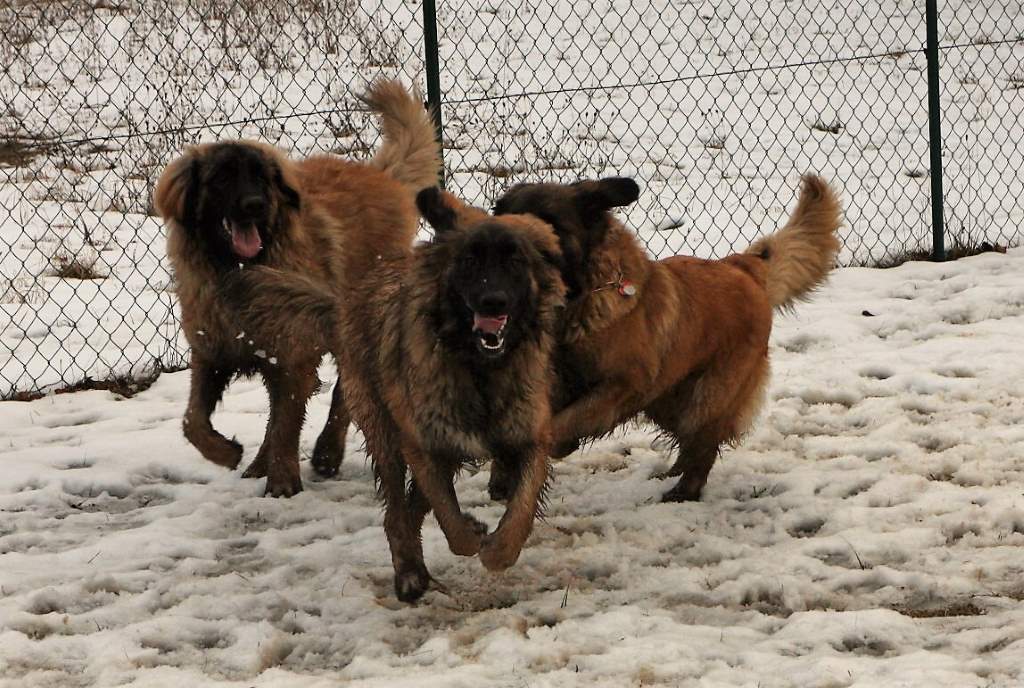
223, 267, 337, 342
745, 175, 842, 310
359, 78, 441, 192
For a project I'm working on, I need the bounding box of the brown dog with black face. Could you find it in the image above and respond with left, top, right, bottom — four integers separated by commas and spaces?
233, 189, 566, 601
493, 175, 842, 502
154, 79, 440, 497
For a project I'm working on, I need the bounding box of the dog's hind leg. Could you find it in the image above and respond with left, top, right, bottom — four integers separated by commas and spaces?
660, 435, 722, 502
652, 435, 692, 480
374, 438, 432, 603
659, 358, 770, 502
243, 363, 318, 497
183, 357, 242, 469
312, 377, 350, 478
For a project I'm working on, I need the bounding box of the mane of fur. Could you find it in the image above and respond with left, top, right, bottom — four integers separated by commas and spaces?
393, 213, 567, 446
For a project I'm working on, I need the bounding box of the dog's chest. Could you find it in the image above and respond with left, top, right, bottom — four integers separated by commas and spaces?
412, 373, 536, 460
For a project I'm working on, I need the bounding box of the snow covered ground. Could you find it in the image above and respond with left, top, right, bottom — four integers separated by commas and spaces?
2, 250, 1023, 687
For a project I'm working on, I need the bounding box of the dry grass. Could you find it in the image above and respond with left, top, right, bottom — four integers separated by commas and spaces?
48, 249, 108, 280
700, 133, 728, 150
0, 138, 56, 167
2, 362, 169, 402
860, 232, 1008, 269
1, 276, 44, 305
809, 119, 843, 135
893, 601, 985, 618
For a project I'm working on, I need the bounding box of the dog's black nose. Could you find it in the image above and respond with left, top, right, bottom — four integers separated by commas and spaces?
239, 195, 267, 217
478, 291, 509, 315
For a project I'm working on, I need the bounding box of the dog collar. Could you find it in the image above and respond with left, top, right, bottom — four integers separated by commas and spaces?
592, 270, 636, 298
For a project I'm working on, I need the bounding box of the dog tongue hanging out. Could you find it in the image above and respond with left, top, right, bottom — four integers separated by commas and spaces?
225, 219, 263, 259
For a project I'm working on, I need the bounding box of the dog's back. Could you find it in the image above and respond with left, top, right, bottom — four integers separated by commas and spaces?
490, 173, 840, 501
297, 79, 441, 288
647, 253, 772, 380
297, 155, 420, 278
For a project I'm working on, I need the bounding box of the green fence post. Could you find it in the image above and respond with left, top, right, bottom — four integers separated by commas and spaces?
925, 0, 946, 261
422, 0, 445, 188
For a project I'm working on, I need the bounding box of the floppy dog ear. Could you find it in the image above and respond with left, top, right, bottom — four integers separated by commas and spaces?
154, 148, 202, 225
269, 159, 301, 210
492, 184, 526, 215
416, 186, 457, 235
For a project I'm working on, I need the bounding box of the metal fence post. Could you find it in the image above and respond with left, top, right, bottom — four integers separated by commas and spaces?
422, 0, 445, 188
925, 0, 946, 261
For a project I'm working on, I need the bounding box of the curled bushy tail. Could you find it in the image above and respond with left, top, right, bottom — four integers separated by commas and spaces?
224, 267, 337, 340
359, 79, 441, 192
745, 175, 842, 310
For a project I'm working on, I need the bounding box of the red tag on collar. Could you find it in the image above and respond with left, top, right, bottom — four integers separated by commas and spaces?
618, 280, 636, 297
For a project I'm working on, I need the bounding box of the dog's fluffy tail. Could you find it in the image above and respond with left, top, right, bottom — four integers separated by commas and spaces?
745, 175, 842, 310
360, 78, 441, 192
225, 267, 337, 341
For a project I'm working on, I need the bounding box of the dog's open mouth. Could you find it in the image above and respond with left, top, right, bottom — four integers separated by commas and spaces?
223, 218, 263, 259
473, 313, 508, 356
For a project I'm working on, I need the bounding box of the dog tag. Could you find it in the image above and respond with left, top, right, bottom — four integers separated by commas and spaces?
619, 281, 636, 297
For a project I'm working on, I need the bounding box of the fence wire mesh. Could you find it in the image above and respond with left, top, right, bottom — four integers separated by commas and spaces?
0, 0, 1021, 397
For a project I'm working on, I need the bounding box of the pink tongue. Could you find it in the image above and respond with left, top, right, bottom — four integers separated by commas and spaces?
473, 313, 507, 334
230, 223, 262, 259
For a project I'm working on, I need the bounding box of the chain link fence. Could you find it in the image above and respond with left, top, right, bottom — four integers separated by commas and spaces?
1, 0, 1021, 398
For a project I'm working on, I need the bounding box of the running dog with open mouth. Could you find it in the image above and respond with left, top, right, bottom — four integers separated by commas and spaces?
233, 188, 567, 601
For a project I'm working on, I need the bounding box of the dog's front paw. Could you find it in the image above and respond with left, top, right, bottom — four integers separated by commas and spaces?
661, 481, 702, 503
487, 467, 516, 502
311, 443, 343, 479
204, 437, 244, 469
478, 531, 522, 572
241, 455, 267, 479
446, 514, 487, 556
550, 438, 581, 460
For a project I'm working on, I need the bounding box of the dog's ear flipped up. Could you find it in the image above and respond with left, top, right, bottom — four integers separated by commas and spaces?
416, 186, 458, 235
576, 177, 640, 219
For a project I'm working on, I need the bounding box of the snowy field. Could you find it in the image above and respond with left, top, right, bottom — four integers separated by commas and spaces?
1, 2, 1024, 681
2, 250, 1023, 687
1, 0, 1023, 395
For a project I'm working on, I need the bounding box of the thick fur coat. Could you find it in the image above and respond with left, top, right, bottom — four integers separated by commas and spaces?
154, 79, 439, 496
235, 189, 567, 602
493, 175, 842, 501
